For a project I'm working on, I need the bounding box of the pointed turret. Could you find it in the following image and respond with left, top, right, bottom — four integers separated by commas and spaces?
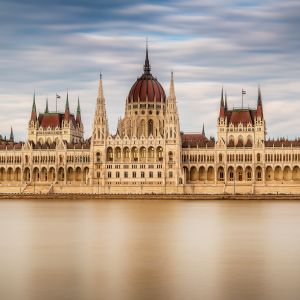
219, 87, 225, 119
64, 92, 70, 122
92, 73, 109, 143
202, 123, 205, 136
9, 126, 14, 142
225, 92, 228, 111
143, 39, 151, 75
169, 71, 175, 99
45, 98, 49, 113
257, 86, 263, 119
76, 97, 81, 124
30, 92, 37, 122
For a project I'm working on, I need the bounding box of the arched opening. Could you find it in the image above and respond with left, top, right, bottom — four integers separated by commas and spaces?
14, 167, 21, 181
7, 167, 13, 181
217, 166, 224, 181
199, 166, 205, 181
148, 119, 154, 136
33, 167, 40, 182
83, 167, 89, 184
292, 166, 300, 181
190, 166, 198, 181
148, 147, 154, 161
131, 147, 138, 162
255, 166, 262, 181
75, 167, 82, 181
114, 147, 121, 161
106, 147, 113, 162
96, 152, 101, 163
40, 167, 48, 182
0, 167, 5, 181
140, 119, 146, 137
236, 166, 243, 181
265, 166, 273, 181
245, 166, 252, 181
168, 151, 174, 162
139, 147, 146, 161
227, 166, 234, 181
219, 153, 223, 163
183, 166, 189, 182
67, 167, 74, 182
58, 167, 64, 182
48, 167, 55, 182
283, 166, 292, 181
156, 147, 163, 162
274, 166, 282, 181
123, 147, 130, 162
207, 166, 215, 181
23, 168, 30, 182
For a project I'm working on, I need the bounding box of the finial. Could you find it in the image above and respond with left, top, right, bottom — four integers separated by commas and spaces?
143, 37, 151, 75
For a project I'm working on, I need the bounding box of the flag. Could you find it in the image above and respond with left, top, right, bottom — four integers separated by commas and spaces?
56, 93, 61, 99
242, 89, 246, 95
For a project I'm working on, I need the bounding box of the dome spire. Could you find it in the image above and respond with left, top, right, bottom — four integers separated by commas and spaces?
143, 38, 151, 75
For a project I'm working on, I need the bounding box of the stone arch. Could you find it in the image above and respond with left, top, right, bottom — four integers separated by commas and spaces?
106, 147, 113, 162
14, 167, 21, 181
265, 166, 273, 181
190, 166, 198, 181
7, 167, 13, 181
255, 166, 262, 181
183, 166, 189, 182
148, 147, 155, 159
114, 147, 121, 161
40, 167, 48, 182
199, 166, 205, 181
156, 146, 163, 162
58, 167, 64, 182
245, 166, 252, 181
47, 137, 52, 144
207, 166, 215, 181
292, 166, 300, 181
274, 166, 282, 181
236, 166, 243, 181
217, 166, 224, 181
227, 166, 234, 181
139, 147, 146, 160
123, 147, 130, 161
38, 137, 44, 144
237, 135, 244, 146
168, 151, 174, 162
67, 167, 74, 182
148, 119, 154, 136
83, 167, 89, 183
283, 166, 292, 181
48, 167, 56, 182
131, 147, 138, 162
33, 167, 40, 182
23, 167, 30, 182
75, 167, 82, 181
0, 167, 6, 181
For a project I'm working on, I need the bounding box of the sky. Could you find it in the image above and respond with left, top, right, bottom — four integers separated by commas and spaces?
0, 0, 299, 141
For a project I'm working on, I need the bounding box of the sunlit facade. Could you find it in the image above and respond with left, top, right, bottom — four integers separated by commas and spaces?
1, 48, 300, 194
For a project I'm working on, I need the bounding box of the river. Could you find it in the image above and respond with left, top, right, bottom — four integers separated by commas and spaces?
0, 199, 300, 300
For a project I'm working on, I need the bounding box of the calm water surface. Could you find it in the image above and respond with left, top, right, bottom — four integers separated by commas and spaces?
0, 199, 300, 300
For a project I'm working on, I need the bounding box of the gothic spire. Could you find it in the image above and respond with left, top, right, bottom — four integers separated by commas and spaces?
225, 92, 228, 110
202, 123, 205, 136
143, 39, 151, 75
76, 97, 81, 123
64, 92, 70, 121
9, 126, 14, 142
257, 85, 263, 119
258, 85, 262, 106
30, 92, 37, 122
219, 87, 225, 118
220, 86, 224, 107
45, 98, 49, 113
169, 71, 175, 99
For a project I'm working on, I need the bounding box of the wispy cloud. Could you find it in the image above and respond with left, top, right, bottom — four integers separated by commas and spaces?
0, 0, 299, 140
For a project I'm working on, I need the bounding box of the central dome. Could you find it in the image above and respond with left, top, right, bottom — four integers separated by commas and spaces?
127, 47, 166, 103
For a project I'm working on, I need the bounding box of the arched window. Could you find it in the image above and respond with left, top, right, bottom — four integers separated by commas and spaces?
148, 119, 153, 136
257, 153, 261, 162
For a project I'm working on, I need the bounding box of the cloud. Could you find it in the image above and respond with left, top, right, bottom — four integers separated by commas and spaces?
0, 0, 299, 141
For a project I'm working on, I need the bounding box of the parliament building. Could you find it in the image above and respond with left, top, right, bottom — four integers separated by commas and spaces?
1, 48, 300, 194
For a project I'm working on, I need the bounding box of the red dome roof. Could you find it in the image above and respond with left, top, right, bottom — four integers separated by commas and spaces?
127, 47, 166, 103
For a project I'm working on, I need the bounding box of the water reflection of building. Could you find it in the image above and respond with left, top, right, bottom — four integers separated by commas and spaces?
1, 46, 300, 194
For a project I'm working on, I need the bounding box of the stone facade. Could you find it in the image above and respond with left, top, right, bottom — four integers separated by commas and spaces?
1, 48, 300, 194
